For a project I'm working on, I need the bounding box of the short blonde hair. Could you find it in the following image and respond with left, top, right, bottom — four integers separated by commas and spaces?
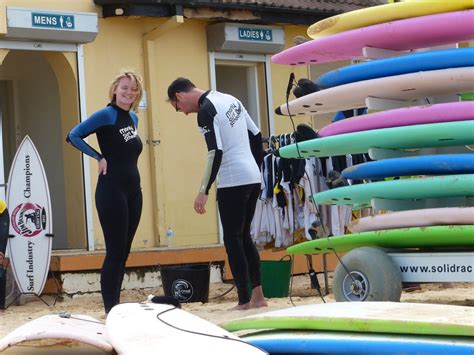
109, 70, 144, 112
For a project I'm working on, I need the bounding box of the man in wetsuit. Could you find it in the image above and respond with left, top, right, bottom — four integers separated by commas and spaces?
167, 77, 268, 310
67, 71, 144, 315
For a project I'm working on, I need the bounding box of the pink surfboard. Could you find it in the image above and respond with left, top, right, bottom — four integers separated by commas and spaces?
349, 207, 474, 233
272, 10, 474, 65
0, 314, 113, 353
318, 102, 474, 137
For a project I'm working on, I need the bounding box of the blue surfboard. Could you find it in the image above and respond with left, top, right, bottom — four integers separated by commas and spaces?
244, 330, 474, 354
317, 47, 474, 88
343, 154, 474, 180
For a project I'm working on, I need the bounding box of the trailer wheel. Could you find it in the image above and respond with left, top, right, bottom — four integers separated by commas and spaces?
333, 247, 402, 302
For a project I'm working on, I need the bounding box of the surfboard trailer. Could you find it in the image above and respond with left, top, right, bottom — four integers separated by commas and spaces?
331, 247, 473, 302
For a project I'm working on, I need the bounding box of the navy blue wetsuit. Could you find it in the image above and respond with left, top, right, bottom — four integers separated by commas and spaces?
67, 104, 142, 313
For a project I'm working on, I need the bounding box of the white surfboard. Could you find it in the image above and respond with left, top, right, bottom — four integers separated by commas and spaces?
106, 303, 268, 355
349, 207, 474, 233
276, 67, 474, 116
0, 314, 113, 353
6, 135, 52, 295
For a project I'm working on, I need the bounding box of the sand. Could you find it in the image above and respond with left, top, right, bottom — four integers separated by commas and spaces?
0, 274, 472, 354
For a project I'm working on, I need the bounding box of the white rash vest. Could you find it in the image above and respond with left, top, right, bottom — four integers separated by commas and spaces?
197, 90, 262, 193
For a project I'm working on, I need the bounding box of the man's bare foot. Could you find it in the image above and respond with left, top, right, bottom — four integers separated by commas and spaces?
250, 300, 268, 308
229, 303, 252, 311
250, 286, 268, 308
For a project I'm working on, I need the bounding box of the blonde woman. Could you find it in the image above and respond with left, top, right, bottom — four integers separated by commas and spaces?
67, 71, 144, 314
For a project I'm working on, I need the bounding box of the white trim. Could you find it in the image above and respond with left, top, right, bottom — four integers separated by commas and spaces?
265, 55, 275, 135
246, 66, 260, 128
0, 39, 77, 52
208, 51, 217, 90
0, 108, 5, 201
77, 44, 95, 251
214, 51, 266, 62
208, 51, 224, 244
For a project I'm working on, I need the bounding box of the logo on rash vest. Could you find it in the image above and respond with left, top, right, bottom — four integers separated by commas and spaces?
11, 202, 47, 238
119, 125, 138, 142
198, 125, 211, 136
171, 279, 194, 302
226, 102, 242, 127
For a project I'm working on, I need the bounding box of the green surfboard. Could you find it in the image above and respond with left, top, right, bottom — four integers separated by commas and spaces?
286, 225, 474, 255
461, 92, 474, 101
278, 121, 474, 159
311, 174, 474, 206
220, 302, 474, 338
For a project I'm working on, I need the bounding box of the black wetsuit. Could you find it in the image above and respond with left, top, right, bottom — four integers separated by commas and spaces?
67, 104, 142, 313
0, 203, 8, 256
197, 90, 263, 305
0, 205, 9, 309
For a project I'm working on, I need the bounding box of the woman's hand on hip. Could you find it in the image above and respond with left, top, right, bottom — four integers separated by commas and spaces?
98, 158, 107, 175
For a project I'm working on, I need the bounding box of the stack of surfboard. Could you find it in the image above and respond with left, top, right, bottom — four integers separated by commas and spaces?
260, 2, 474, 352
271, 0, 474, 257
0, 303, 269, 354
220, 302, 474, 354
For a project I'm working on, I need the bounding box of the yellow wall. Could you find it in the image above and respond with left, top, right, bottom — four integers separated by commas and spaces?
1, 0, 312, 251
271, 25, 312, 134
80, 17, 153, 249
147, 19, 220, 246
83, 17, 311, 250
81, 16, 221, 249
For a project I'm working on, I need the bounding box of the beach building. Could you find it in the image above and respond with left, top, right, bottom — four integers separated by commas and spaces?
0, 0, 382, 295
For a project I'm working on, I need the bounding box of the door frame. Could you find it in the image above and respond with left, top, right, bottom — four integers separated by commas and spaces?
0, 39, 95, 250
209, 51, 275, 135
208, 51, 275, 244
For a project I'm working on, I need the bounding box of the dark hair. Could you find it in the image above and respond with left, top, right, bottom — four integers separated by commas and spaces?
167, 77, 196, 101
293, 78, 319, 98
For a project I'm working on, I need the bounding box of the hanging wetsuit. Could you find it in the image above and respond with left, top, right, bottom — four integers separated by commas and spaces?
197, 90, 263, 305
66, 104, 142, 313
0, 200, 8, 257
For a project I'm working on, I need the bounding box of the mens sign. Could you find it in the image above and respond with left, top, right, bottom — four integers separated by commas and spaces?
6, 7, 98, 43
31, 12, 75, 30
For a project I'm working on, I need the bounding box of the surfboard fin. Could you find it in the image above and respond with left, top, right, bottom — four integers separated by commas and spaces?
326, 170, 349, 189
150, 295, 181, 309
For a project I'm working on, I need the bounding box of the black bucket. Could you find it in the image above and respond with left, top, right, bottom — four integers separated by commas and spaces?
160, 264, 210, 303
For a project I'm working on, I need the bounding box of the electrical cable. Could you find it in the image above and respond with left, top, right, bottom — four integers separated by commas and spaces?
209, 284, 235, 300
154, 306, 267, 352
282, 72, 358, 301
287, 254, 296, 307
61, 307, 266, 353
58, 312, 104, 324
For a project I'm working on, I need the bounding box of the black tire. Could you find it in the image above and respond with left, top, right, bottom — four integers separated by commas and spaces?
333, 247, 402, 302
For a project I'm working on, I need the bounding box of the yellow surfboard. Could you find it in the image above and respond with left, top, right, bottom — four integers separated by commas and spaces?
308, 0, 474, 39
